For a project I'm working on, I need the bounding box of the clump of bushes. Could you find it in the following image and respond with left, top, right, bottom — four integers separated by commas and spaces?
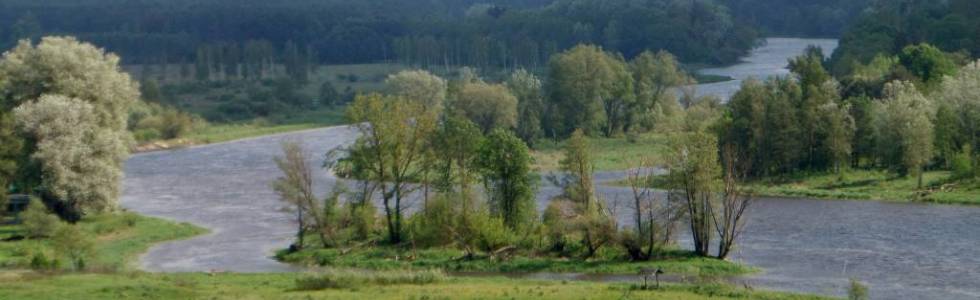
21, 198, 64, 238
129, 101, 206, 142
295, 268, 446, 290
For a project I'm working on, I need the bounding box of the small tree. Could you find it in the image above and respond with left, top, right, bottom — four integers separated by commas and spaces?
53, 225, 93, 271
714, 145, 752, 260
453, 82, 518, 133
848, 278, 869, 300
477, 129, 536, 230
273, 141, 331, 249
666, 131, 720, 257
385, 70, 447, 113
344, 93, 437, 244
559, 129, 597, 210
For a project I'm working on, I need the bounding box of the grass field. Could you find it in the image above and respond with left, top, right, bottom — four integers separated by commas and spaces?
277, 246, 753, 277
0, 213, 206, 271
745, 170, 980, 205
532, 133, 668, 172
0, 271, 835, 300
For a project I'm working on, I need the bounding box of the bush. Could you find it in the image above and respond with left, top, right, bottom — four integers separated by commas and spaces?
848, 278, 869, 300
52, 225, 94, 271
950, 145, 975, 180
408, 193, 460, 248
472, 211, 515, 254
345, 202, 378, 241
20, 198, 64, 238
295, 269, 445, 291
542, 200, 574, 253
29, 251, 61, 271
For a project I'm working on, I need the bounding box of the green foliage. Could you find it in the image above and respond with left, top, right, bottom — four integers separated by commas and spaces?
831, 1, 978, 76
386, 70, 448, 113
453, 81, 518, 133
898, 44, 957, 88
848, 278, 869, 300
873, 81, 935, 187
295, 269, 446, 291
507, 69, 545, 147
950, 145, 975, 180
1, 37, 138, 216
547, 45, 633, 137
20, 198, 64, 238
477, 129, 536, 230
344, 93, 438, 243
52, 225, 95, 270
555, 129, 598, 212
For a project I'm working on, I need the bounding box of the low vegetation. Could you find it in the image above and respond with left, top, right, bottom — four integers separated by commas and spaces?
0, 272, 834, 300
0, 212, 205, 271
278, 246, 752, 277
746, 170, 980, 205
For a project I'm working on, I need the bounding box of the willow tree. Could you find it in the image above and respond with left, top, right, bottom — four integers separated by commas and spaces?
506, 69, 544, 146
666, 131, 720, 257
0, 36, 138, 217
548, 45, 633, 137
345, 93, 438, 244
630, 51, 690, 132
453, 82, 518, 133
385, 70, 447, 113
873, 81, 935, 188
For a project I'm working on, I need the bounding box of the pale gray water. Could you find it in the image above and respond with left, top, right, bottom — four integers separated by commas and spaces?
121, 38, 980, 299
694, 37, 838, 101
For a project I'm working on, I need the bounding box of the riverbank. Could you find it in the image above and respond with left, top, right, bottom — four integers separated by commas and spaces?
0, 271, 834, 300
276, 246, 753, 277
133, 107, 347, 153
0, 213, 206, 271
745, 170, 980, 205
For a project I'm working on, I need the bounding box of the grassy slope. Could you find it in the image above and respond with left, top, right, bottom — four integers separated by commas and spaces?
0, 272, 834, 300
0, 213, 206, 270
745, 170, 980, 205
277, 247, 753, 277
532, 133, 668, 171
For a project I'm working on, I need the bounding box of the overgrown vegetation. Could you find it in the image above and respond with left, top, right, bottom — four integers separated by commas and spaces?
0, 212, 205, 271
0, 272, 834, 300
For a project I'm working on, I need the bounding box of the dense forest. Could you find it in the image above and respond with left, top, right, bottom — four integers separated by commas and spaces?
1, 0, 760, 67
830, 0, 980, 75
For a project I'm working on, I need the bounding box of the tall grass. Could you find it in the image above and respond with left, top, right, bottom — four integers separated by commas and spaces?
295, 268, 447, 290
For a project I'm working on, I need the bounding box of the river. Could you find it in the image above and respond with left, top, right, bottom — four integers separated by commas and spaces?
121, 38, 980, 299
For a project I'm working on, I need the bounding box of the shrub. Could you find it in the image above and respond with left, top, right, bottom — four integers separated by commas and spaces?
542, 200, 574, 253
29, 251, 61, 271
408, 194, 459, 248
950, 145, 975, 179
346, 202, 378, 241
472, 211, 515, 254
20, 198, 64, 238
52, 225, 94, 271
295, 269, 445, 291
848, 278, 869, 300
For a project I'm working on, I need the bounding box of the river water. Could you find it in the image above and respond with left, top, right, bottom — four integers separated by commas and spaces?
121, 38, 980, 299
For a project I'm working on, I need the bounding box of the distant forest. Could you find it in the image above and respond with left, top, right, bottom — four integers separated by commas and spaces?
0, 0, 870, 68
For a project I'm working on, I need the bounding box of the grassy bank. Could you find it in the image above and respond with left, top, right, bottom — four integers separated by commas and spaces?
277, 246, 752, 277
607, 169, 980, 205
745, 170, 980, 205
532, 133, 667, 171
0, 271, 834, 300
0, 213, 206, 271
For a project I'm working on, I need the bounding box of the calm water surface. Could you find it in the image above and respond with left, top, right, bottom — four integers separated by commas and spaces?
121, 38, 979, 299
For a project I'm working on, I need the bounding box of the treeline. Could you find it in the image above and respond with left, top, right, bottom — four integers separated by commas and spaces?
0, 0, 758, 67
830, 0, 980, 75
723, 42, 980, 187
274, 51, 749, 260
721, 0, 870, 37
